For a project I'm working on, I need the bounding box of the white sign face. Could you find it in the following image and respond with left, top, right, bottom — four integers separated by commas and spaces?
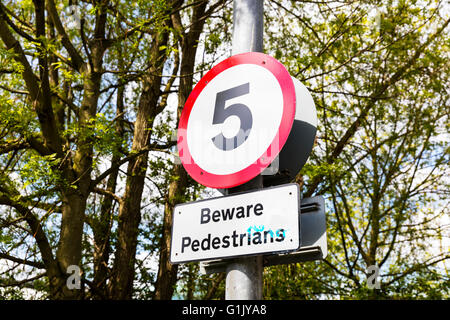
170, 184, 300, 264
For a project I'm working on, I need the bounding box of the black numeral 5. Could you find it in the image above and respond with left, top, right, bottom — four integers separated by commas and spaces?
211, 83, 252, 151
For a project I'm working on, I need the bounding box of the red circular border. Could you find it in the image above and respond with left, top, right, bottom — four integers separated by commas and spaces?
177, 52, 295, 189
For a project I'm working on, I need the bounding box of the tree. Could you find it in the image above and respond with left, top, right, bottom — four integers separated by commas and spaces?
0, 0, 226, 299
167, 0, 449, 300
261, 0, 449, 299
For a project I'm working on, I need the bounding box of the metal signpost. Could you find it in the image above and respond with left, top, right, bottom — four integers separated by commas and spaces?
172, 0, 327, 300
227, 0, 264, 299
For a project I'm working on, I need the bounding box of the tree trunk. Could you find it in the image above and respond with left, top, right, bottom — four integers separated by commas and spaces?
154, 165, 188, 299
91, 86, 125, 299
153, 1, 208, 300
109, 30, 170, 299
55, 3, 108, 299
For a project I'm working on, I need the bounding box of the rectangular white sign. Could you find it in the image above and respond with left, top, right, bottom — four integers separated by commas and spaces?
170, 183, 300, 264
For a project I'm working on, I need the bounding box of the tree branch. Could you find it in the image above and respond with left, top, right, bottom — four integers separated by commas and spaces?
0, 252, 45, 269
0, 187, 56, 272
0, 11, 41, 101
304, 17, 450, 197
46, 0, 85, 71
93, 187, 122, 204
90, 141, 176, 188
0, 5, 63, 157
0, 3, 36, 42
0, 272, 47, 288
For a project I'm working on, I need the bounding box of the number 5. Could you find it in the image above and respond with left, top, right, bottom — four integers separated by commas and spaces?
211, 83, 253, 151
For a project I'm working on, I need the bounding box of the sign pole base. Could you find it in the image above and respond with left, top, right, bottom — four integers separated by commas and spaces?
226, 255, 263, 300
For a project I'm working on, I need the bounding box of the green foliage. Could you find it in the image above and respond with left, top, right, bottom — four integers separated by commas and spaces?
259, 0, 450, 300
0, 0, 448, 300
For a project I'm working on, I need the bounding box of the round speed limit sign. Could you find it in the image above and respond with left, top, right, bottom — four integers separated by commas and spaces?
178, 52, 296, 189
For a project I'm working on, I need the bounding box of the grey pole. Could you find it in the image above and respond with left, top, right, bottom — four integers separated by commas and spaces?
225, 0, 264, 300
231, 0, 264, 55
